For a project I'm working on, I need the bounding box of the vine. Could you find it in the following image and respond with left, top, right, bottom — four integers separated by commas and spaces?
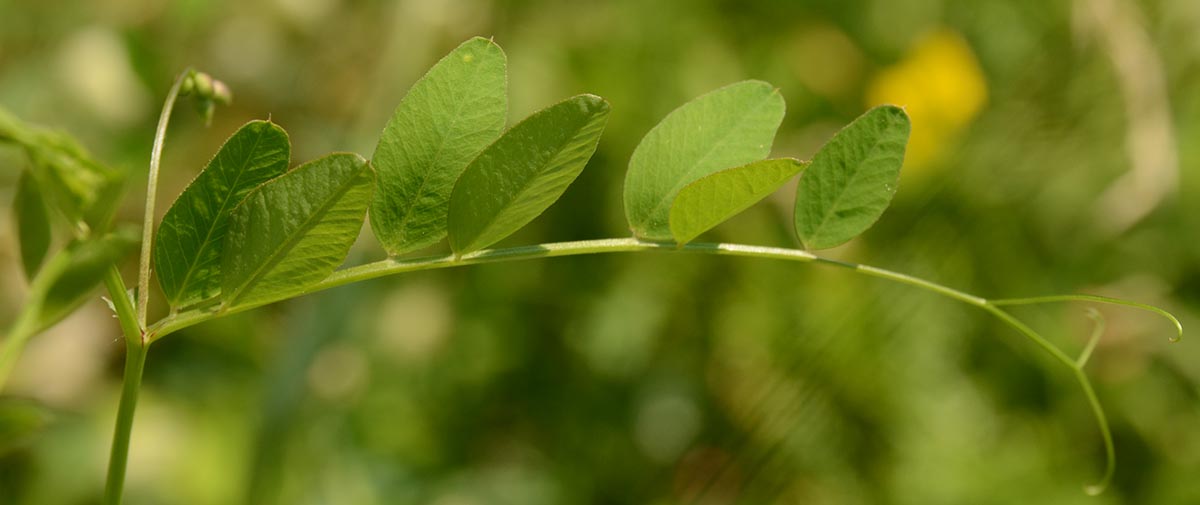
0, 37, 1182, 504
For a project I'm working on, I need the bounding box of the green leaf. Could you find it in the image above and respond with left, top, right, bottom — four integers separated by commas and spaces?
0, 398, 55, 455
25, 130, 123, 232
447, 95, 610, 254
0, 106, 25, 143
155, 120, 290, 308
793, 105, 911, 250
371, 37, 507, 256
37, 226, 139, 331
0, 106, 124, 234
623, 80, 786, 240
221, 153, 373, 308
13, 170, 52, 280
669, 158, 807, 245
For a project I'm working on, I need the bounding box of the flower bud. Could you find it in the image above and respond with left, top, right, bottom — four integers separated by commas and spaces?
179, 74, 195, 96
191, 72, 214, 99
211, 79, 232, 105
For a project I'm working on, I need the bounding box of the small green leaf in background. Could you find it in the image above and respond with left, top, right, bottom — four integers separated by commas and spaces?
0, 106, 124, 234
37, 226, 139, 331
155, 120, 290, 308
221, 153, 373, 308
0, 106, 21, 142
24, 129, 123, 232
669, 158, 807, 245
447, 94, 610, 255
793, 105, 910, 250
623, 80, 785, 241
13, 171, 52, 280
0, 398, 55, 455
371, 37, 507, 256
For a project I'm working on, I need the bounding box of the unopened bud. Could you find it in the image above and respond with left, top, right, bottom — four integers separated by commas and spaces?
191, 72, 214, 99
211, 79, 232, 105
179, 70, 231, 125
179, 74, 195, 96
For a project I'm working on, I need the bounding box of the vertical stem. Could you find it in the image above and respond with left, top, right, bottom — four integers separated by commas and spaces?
105, 67, 190, 504
0, 252, 73, 390
136, 70, 190, 329
0, 303, 40, 389
102, 266, 148, 505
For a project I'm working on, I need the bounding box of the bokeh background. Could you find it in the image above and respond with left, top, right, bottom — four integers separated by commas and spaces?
1, 0, 1198, 503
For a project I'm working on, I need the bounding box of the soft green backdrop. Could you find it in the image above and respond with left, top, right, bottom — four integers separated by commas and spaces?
1, 0, 1197, 503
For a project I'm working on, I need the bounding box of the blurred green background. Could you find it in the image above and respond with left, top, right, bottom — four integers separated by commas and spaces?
1, 0, 1198, 503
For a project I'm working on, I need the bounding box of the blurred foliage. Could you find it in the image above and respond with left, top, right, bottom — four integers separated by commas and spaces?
1, 0, 1199, 503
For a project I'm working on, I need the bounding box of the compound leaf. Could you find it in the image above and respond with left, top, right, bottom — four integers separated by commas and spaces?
669, 158, 807, 245
447, 94, 610, 255
793, 105, 910, 250
13, 171, 52, 280
371, 37, 507, 256
155, 120, 290, 308
624, 81, 785, 240
221, 153, 373, 308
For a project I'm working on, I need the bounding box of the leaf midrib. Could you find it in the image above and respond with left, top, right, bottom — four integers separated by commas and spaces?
224, 162, 365, 307
170, 127, 273, 306
639, 92, 779, 231
388, 54, 494, 247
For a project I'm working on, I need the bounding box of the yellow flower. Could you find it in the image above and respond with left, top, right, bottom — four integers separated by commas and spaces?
866, 29, 987, 172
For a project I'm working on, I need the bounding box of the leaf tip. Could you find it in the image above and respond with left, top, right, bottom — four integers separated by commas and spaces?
573, 94, 611, 115
465, 36, 505, 56
874, 103, 912, 125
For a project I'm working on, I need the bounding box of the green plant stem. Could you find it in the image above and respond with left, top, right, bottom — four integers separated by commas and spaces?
140, 237, 1179, 494
1075, 367, 1115, 496
978, 303, 1114, 493
1077, 309, 1106, 368
100, 67, 193, 505
101, 266, 147, 505
992, 294, 1182, 342
136, 69, 191, 329
0, 300, 41, 390
0, 251, 73, 390
150, 239, 820, 337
